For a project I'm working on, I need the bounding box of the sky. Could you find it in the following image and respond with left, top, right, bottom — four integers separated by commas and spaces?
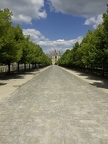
0, 0, 108, 53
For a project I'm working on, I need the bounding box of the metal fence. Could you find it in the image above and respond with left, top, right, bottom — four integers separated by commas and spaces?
0, 63, 33, 73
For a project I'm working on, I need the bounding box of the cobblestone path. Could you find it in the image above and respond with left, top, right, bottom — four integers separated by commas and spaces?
0, 65, 108, 144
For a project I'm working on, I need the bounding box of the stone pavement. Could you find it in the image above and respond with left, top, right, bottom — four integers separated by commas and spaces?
0, 66, 50, 101
0, 65, 108, 144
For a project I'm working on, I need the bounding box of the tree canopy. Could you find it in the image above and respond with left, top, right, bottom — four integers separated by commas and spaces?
0, 8, 51, 72
57, 5, 108, 76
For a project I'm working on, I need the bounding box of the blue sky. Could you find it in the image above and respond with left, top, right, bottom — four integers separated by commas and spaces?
0, 0, 107, 53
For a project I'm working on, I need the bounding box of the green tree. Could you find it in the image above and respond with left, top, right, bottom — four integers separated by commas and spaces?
0, 9, 23, 73
57, 49, 71, 67
102, 4, 108, 74
19, 36, 33, 70
71, 42, 80, 67
103, 4, 108, 48
0, 8, 12, 50
0, 25, 23, 73
32, 45, 51, 66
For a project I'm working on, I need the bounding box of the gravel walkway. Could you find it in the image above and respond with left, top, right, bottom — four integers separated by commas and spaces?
0, 65, 108, 144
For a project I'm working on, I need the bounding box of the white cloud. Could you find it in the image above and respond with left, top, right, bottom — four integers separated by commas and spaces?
1, 0, 106, 27
23, 29, 83, 53
0, 0, 47, 24
48, 0, 107, 17
23, 29, 48, 43
47, 0, 106, 28
84, 14, 103, 28
57, 39, 65, 42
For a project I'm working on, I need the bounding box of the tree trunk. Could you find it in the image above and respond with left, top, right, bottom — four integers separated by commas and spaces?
84, 65, 85, 71
32, 63, 34, 69
24, 63, 26, 71
7, 62, 11, 74
35, 63, 36, 69
90, 64, 92, 73
29, 64, 30, 70
17, 62, 20, 72
102, 63, 105, 77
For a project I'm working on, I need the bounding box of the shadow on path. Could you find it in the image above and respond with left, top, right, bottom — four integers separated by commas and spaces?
0, 83, 7, 86
90, 81, 108, 89
78, 72, 108, 90
0, 69, 39, 81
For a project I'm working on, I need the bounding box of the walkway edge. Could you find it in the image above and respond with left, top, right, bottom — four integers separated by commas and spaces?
0, 66, 51, 101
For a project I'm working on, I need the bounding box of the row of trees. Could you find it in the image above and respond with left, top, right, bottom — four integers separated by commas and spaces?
0, 8, 52, 73
57, 5, 108, 76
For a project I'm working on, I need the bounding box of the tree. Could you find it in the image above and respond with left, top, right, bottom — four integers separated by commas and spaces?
0, 9, 23, 73
71, 42, 80, 67
103, 4, 108, 48
102, 4, 108, 74
0, 25, 23, 73
0, 8, 51, 73
0, 8, 12, 50
14, 25, 25, 71
32, 45, 52, 66
19, 36, 33, 70
57, 49, 72, 67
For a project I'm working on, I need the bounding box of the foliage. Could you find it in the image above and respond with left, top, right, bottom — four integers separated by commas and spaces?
0, 8, 51, 73
57, 49, 72, 67
57, 4, 108, 75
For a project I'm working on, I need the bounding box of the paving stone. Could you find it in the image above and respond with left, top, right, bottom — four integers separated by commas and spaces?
27, 137, 41, 144
2, 136, 16, 143
64, 138, 76, 144
0, 65, 108, 144
15, 136, 29, 144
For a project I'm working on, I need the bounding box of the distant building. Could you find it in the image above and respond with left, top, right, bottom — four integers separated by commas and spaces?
47, 50, 62, 65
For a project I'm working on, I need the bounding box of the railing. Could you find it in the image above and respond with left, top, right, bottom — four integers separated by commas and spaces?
0, 63, 36, 73
59, 64, 108, 77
